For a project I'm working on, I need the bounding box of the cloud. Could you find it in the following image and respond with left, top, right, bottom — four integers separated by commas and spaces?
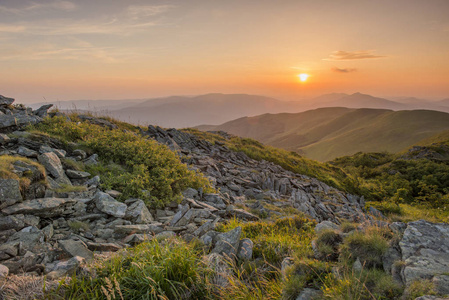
0, 1, 76, 15
332, 67, 357, 73
127, 5, 174, 19
324, 50, 386, 61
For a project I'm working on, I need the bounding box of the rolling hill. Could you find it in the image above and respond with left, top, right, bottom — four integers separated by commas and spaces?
198, 108, 449, 161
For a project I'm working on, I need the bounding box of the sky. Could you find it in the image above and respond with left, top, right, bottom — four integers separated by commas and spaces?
1, 0, 449, 103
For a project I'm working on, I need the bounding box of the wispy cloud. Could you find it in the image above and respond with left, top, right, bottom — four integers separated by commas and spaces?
0, 1, 76, 15
127, 5, 174, 19
324, 50, 386, 61
332, 67, 357, 73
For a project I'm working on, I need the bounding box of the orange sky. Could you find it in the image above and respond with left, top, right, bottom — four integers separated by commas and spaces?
1, 0, 449, 103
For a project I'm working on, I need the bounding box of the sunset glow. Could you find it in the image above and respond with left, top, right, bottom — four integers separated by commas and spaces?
298, 74, 309, 82
0, 0, 448, 103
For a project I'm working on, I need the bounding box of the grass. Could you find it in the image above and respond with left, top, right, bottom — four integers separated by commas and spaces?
368, 201, 449, 223
67, 220, 90, 232
53, 184, 87, 194
29, 115, 214, 207
55, 238, 214, 300
0, 155, 47, 195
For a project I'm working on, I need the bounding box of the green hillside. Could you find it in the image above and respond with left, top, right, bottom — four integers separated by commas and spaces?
200, 108, 449, 161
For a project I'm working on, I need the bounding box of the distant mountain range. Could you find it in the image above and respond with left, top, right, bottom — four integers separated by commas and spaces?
198, 107, 449, 161
29, 92, 449, 128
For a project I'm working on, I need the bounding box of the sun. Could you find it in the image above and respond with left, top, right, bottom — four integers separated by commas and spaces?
298, 73, 309, 82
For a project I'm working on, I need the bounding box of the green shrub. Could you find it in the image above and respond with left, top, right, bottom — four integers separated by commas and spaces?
315, 229, 343, 261
31, 116, 213, 207
339, 229, 390, 268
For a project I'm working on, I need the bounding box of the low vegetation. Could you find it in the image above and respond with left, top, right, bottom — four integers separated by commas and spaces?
29, 115, 213, 207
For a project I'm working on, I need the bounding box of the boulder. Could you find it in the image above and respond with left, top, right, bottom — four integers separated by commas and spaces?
212, 226, 242, 258
94, 192, 127, 218
432, 275, 449, 296
0, 114, 42, 130
0, 94, 15, 106
34, 104, 53, 118
6, 226, 45, 252
17, 146, 38, 157
38, 152, 71, 184
0, 179, 22, 209
2, 198, 78, 218
400, 220, 449, 285
45, 256, 84, 276
66, 169, 91, 179
59, 239, 94, 260
315, 221, 339, 234
237, 238, 253, 260
124, 199, 153, 223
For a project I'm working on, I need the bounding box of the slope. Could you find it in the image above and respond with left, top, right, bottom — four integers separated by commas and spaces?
201, 108, 449, 161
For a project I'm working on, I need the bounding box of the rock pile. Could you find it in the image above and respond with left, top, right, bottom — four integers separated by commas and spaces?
143, 125, 368, 223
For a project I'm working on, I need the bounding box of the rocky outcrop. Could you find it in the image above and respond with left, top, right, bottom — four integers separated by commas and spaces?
399, 220, 449, 285
143, 126, 367, 224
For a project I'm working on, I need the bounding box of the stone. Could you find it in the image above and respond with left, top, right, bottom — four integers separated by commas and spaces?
400, 220, 449, 285
203, 193, 227, 209
86, 242, 122, 252
85, 175, 100, 187
353, 258, 363, 272
94, 192, 127, 218
114, 224, 154, 235
315, 221, 339, 234
6, 226, 44, 252
66, 169, 91, 179
227, 208, 259, 221
45, 256, 85, 275
0, 94, 15, 106
0, 179, 22, 209
73, 149, 87, 159
59, 239, 94, 260
2, 198, 77, 218
84, 154, 99, 165
212, 226, 242, 258
0, 133, 10, 144
39, 145, 66, 158
237, 238, 253, 260
295, 288, 323, 300
432, 275, 449, 296
38, 152, 71, 184
383, 243, 402, 274
106, 190, 122, 198
170, 204, 189, 226
0, 264, 9, 277
125, 199, 153, 223
34, 104, 53, 118
183, 188, 198, 199
0, 114, 42, 130
0, 215, 25, 231
17, 146, 38, 157
368, 206, 386, 219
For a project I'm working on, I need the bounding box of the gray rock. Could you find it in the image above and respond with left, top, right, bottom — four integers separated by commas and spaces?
400, 220, 449, 285
45, 256, 84, 275
0, 215, 26, 231
2, 198, 78, 218
94, 192, 127, 218
86, 242, 122, 252
0, 114, 42, 130
212, 226, 242, 258
125, 199, 153, 223
368, 206, 386, 219
353, 258, 363, 272
66, 169, 91, 179
39, 145, 66, 158
6, 226, 44, 252
85, 175, 100, 187
203, 193, 227, 209
114, 224, 159, 235
170, 204, 189, 226
0, 179, 22, 209
0, 94, 15, 106
295, 288, 323, 300
59, 239, 94, 260
73, 149, 87, 159
0, 133, 10, 144
106, 190, 122, 198
227, 208, 259, 221
84, 154, 99, 165
34, 104, 53, 118
315, 221, 339, 234
237, 238, 253, 260
432, 275, 449, 296
38, 152, 71, 184
183, 188, 198, 199
17, 146, 38, 157
383, 244, 402, 274
0, 264, 9, 277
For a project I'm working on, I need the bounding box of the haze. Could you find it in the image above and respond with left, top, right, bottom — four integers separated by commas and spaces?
1, 0, 449, 103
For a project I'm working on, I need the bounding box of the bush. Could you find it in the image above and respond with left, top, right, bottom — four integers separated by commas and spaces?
339, 229, 390, 268
31, 116, 213, 207
315, 229, 343, 261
